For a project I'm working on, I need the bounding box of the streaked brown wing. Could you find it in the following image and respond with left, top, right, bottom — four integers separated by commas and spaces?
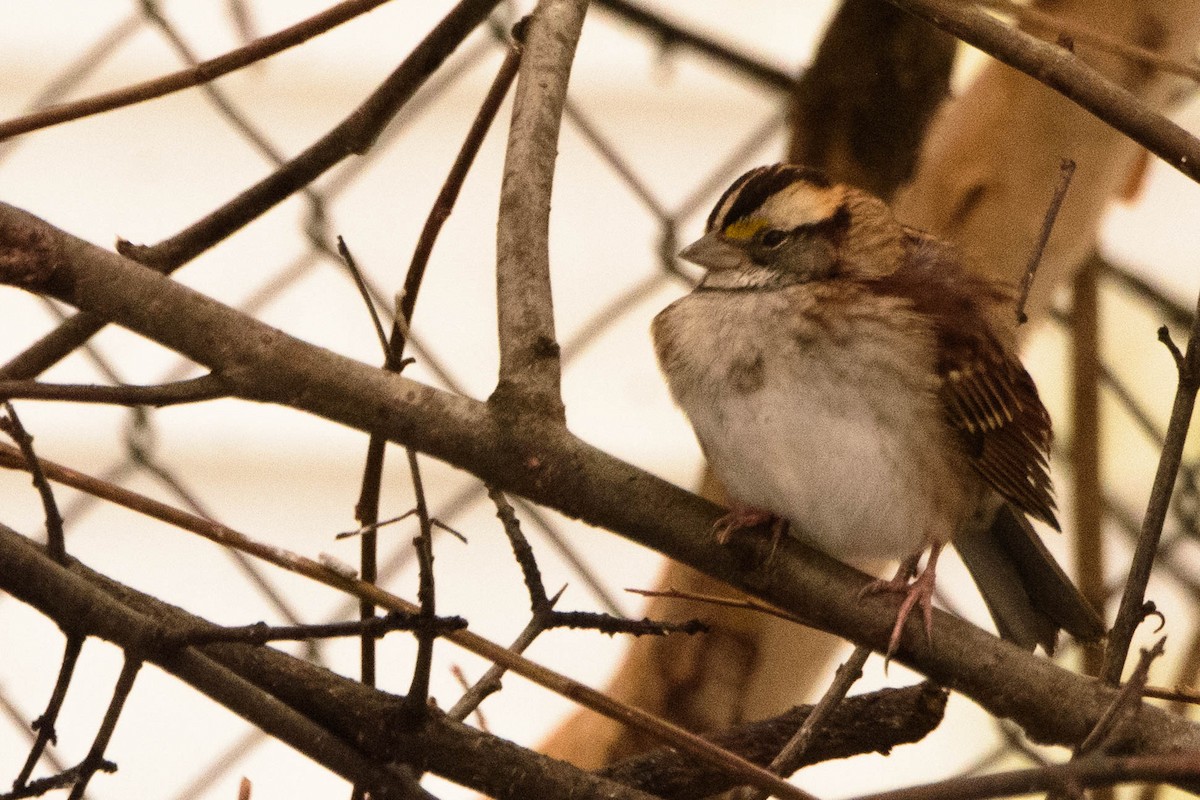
940, 342, 1058, 529
873, 232, 1059, 529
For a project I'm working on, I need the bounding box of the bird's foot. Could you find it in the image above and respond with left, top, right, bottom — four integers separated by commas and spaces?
713, 506, 782, 545
859, 545, 943, 661
712, 507, 788, 564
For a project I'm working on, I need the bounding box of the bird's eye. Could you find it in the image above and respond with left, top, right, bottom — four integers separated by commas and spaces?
760, 229, 788, 248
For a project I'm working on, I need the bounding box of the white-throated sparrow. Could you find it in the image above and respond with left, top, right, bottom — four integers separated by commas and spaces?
653, 163, 1104, 657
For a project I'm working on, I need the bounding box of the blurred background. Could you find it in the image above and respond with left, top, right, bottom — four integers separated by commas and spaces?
1, 2, 1198, 798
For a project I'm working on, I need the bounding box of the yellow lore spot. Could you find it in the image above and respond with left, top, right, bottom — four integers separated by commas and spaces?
723, 217, 767, 242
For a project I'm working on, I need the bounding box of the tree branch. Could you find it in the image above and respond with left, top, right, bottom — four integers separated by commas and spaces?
491, 0, 586, 420
0, 524, 435, 800
844, 752, 1200, 800
0, 374, 230, 407
0, 0, 394, 142
0, 523, 696, 800
1102, 292, 1200, 684
0, 0, 502, 383
4, 202, 1200, 767
0, 403, 65, 561
0, 438, 815, 800
885, 0, 1200, 184
598, 683, 947, 800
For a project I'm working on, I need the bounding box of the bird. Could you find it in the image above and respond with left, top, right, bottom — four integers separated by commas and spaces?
651, 163, 1105, 659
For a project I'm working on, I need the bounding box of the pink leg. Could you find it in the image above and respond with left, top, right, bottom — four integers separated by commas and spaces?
860, 544, 943, 660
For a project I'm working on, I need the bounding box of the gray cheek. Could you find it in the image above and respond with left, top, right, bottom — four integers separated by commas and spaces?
781, 240, 837, 281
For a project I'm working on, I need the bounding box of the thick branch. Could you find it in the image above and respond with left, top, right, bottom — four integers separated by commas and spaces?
492, 0, 586, 420
4, 202, 1200, 764
599, 683, 946, 800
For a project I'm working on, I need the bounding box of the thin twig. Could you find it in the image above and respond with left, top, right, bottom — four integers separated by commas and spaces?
447, 586, 565, 722
449, 664, 490, 731
12, 635, 85, 789
489, 488, 705, 636
1, 403, 65, 562
67, 656, 142, 799
337, 237, 391, 357
342, 27, 521, 700
542, 610, 707, 636
399, 24, 525, 341
335, 510, 416, 539
487, 486, 550, 609
1017, 158, 1075, 325
171, 612, 465, 647
1070, 256, 1105, 678
1159, 326, 1186, 371
627, 585, 805, 624
844, 752, 1200, 800
743, 646, 872, 800
0, 0, 394, 142
0, 374, 230, 407
512, 494, 625, 616
1078, 638, 1165, 756
341, 232, 389, 701
1, 760, 117, 800
1102, 294, 1200, 685
401, 448, 437, 723
1143, 683, 1200, 706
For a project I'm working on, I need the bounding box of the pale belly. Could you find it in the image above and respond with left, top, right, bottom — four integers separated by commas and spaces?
655, 288, 977, 560
690, 378, 962, 559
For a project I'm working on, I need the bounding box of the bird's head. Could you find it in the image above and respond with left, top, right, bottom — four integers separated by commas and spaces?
682, 164, 907, 290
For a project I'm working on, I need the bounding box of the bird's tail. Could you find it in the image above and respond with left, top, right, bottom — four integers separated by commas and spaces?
954, 504, 1106, 653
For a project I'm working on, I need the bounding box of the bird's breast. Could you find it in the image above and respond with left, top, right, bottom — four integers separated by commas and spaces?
652, 285, 978, 560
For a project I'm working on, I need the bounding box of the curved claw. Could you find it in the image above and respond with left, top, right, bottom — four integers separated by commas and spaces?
712, 506, 778, 545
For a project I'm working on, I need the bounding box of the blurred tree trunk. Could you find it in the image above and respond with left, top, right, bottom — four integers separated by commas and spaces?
895, 0, 1200, 316
544, 0, 1200, 776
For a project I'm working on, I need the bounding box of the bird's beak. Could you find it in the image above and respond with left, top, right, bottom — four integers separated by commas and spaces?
678, 231, 745, 272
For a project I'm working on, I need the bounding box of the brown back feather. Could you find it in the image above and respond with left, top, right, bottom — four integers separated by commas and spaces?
871, 231, 1059, 529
